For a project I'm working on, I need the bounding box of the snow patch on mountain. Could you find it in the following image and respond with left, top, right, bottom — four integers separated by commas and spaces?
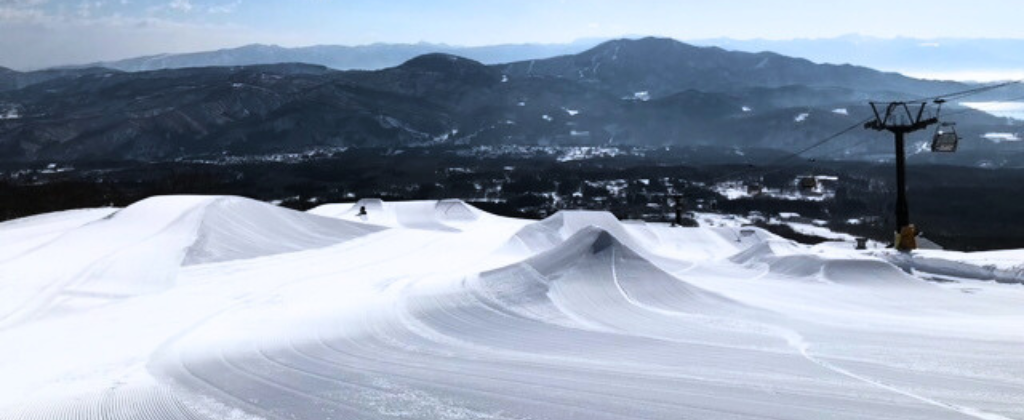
982, 132, 1020, 142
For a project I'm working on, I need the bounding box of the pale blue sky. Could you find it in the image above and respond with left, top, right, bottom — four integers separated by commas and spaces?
1, 0, 1022, 69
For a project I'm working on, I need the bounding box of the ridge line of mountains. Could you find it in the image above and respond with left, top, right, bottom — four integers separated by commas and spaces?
10, 35, 1024, 77
1, 37, 1022, 166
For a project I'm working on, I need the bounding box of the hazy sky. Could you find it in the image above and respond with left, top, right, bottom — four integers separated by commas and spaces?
2, 0, 1023, 70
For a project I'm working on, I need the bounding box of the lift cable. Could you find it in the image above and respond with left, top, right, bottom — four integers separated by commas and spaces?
931, 93, 1024, 119
901, 80, 1022, 104
709, 81, 1022, 183
709, 117, 873, 182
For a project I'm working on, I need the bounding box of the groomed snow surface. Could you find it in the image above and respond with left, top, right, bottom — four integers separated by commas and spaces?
1, 195, 1023, 420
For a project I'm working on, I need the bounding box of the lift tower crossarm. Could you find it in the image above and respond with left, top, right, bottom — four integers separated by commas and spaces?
863, 101, 939, 250
864, 102, 938, 134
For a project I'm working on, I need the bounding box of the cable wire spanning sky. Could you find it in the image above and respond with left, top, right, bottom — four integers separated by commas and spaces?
1, 0, 1022, 69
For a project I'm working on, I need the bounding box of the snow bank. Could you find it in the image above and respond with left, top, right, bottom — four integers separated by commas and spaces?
885, 249, 1024, 284
732, 239, 925, 287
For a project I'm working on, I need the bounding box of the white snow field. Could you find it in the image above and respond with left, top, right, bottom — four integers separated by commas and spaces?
1, 196, 1023, 420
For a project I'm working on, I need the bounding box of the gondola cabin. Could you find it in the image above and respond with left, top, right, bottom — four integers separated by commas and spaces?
932, 122, 960, 153
798, 177, 818, 191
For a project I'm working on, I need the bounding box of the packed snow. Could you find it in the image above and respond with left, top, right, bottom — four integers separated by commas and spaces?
1, 196, 1023, 420
982, 132, 1021, 143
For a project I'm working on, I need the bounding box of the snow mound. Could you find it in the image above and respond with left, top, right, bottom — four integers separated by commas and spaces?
513, 227, 750, 315
820, 258, 925, 286
182, 196, 384, 265
504, 210, 647, 254
731, 240, 924, 286
473, 226, 772, 344
625, 225, 763, 261
730, 240, 823, 277
0, 196, 381, 324
434, 199, 482, 222
308, 198, 487, 231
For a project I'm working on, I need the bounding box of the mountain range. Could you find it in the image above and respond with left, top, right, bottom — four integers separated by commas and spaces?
39, 36, 1024, 83
1, 37, 1021, 166
56, 40, 606, 73
691, 35, 1024, 81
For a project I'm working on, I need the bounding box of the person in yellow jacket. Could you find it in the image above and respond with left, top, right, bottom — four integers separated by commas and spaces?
896, 224, 917, 251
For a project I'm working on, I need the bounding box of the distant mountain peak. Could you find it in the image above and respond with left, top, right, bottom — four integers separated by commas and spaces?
397, 53, 497, 83
44, 40, 607, 74
400, 53, 485, 70
590, 36, 700, 53
233, 43, 287, 52
618, 36, 683, 45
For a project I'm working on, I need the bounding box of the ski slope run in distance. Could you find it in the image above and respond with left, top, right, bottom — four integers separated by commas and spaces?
1, 195, 1023, 420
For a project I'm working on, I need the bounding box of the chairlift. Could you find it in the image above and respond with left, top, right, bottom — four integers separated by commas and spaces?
930, 99, 959, 153
931, 122, 960, 153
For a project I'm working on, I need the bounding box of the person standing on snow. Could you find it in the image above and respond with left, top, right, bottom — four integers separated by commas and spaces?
897, 224, 917, 251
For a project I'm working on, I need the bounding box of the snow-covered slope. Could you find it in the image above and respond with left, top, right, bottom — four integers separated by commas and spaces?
1, 197, 1023, 420
0, 196, 381, 326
